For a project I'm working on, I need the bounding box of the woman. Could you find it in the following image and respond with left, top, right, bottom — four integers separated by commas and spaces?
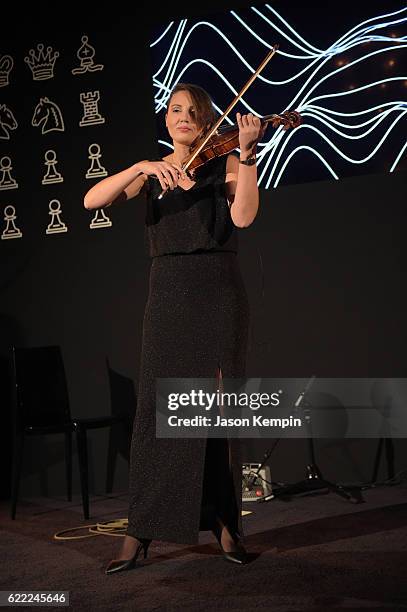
84, 83, 263, 573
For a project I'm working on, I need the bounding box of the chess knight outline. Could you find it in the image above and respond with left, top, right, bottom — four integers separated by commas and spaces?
0, 104, 18, 140
32, 98, 65, 134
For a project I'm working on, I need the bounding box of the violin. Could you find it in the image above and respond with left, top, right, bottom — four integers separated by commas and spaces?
183, 110, 302, 175
158, 45, 302, 198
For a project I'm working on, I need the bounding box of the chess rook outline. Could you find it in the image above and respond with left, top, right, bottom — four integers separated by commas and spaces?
79, 91, 105, 126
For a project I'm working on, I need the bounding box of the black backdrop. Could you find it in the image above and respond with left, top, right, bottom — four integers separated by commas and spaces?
1, 1, 406, 501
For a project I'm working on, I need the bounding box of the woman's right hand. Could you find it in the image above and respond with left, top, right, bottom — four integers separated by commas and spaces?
135, 160, 186, 192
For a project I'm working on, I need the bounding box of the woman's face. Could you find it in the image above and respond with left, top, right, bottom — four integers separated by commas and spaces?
165, 90, 202, 147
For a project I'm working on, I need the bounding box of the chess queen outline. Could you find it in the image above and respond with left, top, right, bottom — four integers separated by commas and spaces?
84, 83, 262, 572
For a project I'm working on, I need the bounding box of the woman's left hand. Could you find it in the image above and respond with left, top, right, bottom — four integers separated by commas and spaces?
236, 112, 266, 154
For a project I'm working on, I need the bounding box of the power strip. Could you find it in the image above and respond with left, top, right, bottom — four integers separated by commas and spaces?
242, 463, 273, 502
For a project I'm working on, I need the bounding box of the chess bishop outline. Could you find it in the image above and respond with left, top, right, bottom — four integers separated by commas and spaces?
72, 35, 104, 75
0, 55, 14, 87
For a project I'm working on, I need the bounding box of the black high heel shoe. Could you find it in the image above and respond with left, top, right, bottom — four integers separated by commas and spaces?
105, 538, 152, 575
212, 522, 247, 565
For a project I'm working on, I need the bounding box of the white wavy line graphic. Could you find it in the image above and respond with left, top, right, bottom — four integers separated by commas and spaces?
150, 5, 407, 186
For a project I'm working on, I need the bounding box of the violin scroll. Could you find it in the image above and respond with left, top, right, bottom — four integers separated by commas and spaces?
268, 110, 302, 131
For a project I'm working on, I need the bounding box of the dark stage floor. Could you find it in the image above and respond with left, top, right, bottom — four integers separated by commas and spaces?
1, 482, 407, 611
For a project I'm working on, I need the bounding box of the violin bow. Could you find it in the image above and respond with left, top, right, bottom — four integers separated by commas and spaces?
185, 44, 279, 171
158, 44, 279, 199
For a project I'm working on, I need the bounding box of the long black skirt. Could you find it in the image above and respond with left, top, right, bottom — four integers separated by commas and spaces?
126, 251, 250, 545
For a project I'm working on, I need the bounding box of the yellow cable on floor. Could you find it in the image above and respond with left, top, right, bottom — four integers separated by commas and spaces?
53, 518, 129, 540
53, 511, 252, 540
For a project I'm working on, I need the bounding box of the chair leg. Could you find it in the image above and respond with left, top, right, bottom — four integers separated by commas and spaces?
65, 431, 72, 502
76, 426, 90, 520
10, 432, 24, 520
385, 438, 395, 481
371, 437, 384, 483
105, 426, 118, 494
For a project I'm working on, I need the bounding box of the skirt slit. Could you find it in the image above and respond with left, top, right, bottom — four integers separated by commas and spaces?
199, 362, 240, 538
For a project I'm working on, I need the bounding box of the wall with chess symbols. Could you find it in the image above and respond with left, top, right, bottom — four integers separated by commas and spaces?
0, 10, 161, 498
0, 2, 406, 500
1, 32, 121, 239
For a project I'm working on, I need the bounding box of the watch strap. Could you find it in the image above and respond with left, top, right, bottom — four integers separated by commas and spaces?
239, 156, 256, 166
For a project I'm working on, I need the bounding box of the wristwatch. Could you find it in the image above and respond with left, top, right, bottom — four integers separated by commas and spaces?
239, 155, 256, 166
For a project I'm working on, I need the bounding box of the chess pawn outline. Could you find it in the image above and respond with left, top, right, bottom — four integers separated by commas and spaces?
0, 156, 18, 190
46, 199, 68, 234
42, 150, 63, 184
90, 208, 112, 229
86, 143, 107, 179
2, 204, 22, 239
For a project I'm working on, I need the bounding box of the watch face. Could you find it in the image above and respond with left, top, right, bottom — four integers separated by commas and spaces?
240, 157, 256, 165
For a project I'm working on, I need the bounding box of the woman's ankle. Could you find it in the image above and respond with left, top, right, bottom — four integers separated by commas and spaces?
213, 518, 239, 552
119, 535, 142, 557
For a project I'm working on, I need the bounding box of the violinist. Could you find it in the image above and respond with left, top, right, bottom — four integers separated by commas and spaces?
84, 82, 264, 573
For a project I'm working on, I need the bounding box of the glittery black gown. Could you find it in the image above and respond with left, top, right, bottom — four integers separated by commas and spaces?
126, 154, 250, 545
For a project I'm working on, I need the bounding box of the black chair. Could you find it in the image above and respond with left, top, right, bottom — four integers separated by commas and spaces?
105, 357, 138, 494
10, 345, 127, 520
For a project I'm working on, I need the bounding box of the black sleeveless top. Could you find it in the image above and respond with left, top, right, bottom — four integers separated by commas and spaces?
144, 153, 238, 258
